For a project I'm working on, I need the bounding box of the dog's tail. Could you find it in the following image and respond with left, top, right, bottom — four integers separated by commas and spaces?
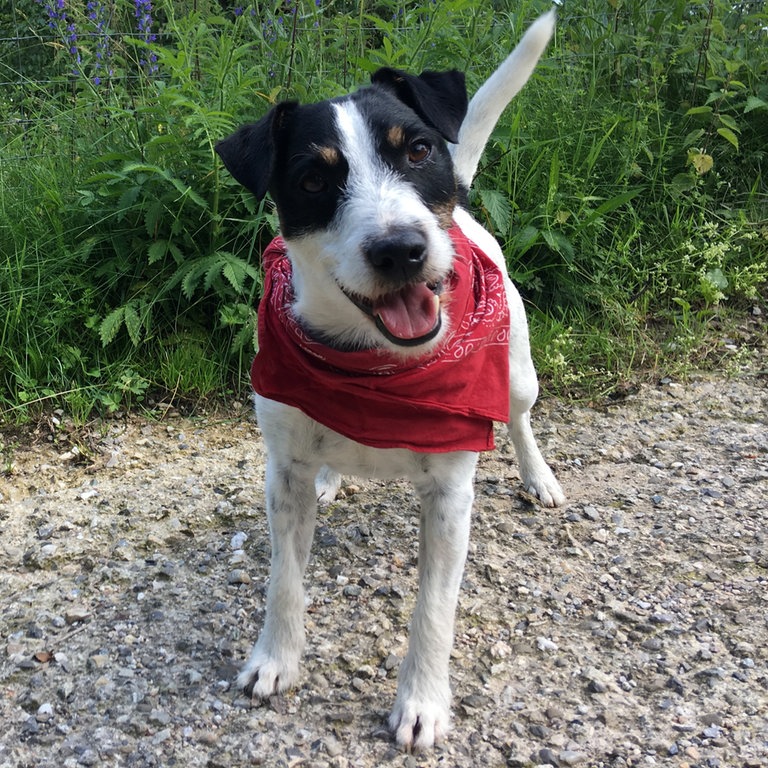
450, 9, 555, 189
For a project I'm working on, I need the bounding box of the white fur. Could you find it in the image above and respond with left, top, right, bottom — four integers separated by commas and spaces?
285, 100, 456, 355
451, 9, 556, 187
239, 12, 564, 751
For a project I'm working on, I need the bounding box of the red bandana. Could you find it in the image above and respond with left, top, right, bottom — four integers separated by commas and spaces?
251, 226, 510, 453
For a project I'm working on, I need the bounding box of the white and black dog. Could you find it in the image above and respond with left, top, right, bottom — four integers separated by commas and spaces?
216, 10, 564, 750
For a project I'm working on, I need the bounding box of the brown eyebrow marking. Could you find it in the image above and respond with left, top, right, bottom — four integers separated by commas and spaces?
313, 145, 340, 164
387, 125, 406, 148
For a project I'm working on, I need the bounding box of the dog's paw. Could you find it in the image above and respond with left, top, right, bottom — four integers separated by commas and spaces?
523, 465, 565, 508
314, 465, 342, 504
237, 648, 300, 699
389, 696, 451, 751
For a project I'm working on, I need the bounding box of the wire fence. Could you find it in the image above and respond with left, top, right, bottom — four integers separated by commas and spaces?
1, 0, 765, 163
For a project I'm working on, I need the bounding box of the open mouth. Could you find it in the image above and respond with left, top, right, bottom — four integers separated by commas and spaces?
341, 281, 444, 347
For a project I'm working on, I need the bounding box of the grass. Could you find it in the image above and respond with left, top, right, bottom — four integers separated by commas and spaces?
1, 0, 766, 424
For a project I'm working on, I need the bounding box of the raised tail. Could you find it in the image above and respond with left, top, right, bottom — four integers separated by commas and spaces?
450, 9, 555, 189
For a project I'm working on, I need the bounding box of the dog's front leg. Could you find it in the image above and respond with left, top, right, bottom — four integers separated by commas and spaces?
390, 453, 477, 751
238, 456, 317, 698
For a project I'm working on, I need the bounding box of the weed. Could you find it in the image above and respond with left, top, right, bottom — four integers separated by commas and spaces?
1, 0, 766, 421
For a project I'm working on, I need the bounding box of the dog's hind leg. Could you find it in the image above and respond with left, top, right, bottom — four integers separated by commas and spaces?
390, 452, 477, 750
315, 465, 342, 504
237, 456, 317, 697
506, 291, 565, 508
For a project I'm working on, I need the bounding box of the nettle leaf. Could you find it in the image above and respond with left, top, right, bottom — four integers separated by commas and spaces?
99, 307, 125, 346
542, 228, 575, 261
478, 188, 512, 237
223, 253, 259, 292
223, 260, 247, 292
717, 113, 740, 133
180, 260, 209, 300
148, 240, 168, 264
145, 200, 164, 238
167, 242, 184, 264
123, 303, 142, 346
717, 127, 739, 151
511, 225, 541, 253
117, 186, 142, 222
685, 105, 712, 118
744, 95, 768, 114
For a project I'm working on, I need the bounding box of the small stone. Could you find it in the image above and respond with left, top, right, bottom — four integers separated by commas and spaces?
460, 693, 493, 709
77, 749, 99, 766
36, 702, 54, 723
732, 641, 754, 657
64, 608, 91, 625
355, 664, 376, 679
582, 506, 600, 521
559, 751, 588, 766
537, 636, 559, 652
230, 531, 248, 550
538, 747, 560, 765
87, 654, 109, 671
324, 734, 343, 757
149, 709, 171, 726
227, 569, 251, 585
152, 728, 172, 745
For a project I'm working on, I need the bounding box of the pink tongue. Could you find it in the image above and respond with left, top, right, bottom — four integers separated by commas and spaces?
373, 284, 439, 340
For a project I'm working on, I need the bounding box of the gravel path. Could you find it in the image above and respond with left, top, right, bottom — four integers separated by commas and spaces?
1, 373, 766, 768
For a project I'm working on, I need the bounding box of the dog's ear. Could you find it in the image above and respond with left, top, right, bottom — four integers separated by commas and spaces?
371, 68, 468, 144
215, 102, 298, 198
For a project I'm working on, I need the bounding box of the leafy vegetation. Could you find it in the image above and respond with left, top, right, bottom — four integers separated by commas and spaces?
1, 0, 766, 422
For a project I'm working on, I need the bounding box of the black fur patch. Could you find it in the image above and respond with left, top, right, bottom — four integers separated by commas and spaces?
216, 70, 468, 237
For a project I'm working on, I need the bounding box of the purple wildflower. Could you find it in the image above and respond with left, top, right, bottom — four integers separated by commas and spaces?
134, 0, 158, 74
39, 0, 81, 75
263, 17, 277, 43
87, 0, 112, 86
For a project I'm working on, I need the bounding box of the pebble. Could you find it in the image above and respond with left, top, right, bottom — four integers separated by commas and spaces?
36, 702, 54, 722
537, 636, 559, 652
64, 608, 91, 625
559, 751, 588, 766
3, 376, 768, 768
227, 569, 251, 585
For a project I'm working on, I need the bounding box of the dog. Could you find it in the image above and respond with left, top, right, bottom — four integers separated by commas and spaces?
215, 10, 564, 750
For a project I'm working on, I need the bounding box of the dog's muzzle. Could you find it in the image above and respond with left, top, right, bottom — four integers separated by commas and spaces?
341, 281, 444, 348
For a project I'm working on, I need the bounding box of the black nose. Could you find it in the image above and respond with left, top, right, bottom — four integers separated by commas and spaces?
365, 229, 428, 282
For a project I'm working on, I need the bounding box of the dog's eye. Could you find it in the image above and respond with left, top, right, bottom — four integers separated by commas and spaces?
300, 173, 327, 194
407, 140, 432, 165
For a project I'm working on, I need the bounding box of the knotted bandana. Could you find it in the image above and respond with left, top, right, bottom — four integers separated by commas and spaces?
251, 225, 510, 452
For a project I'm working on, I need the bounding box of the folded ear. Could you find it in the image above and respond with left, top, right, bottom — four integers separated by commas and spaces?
370, 68, 467, 143
215, 102, 298, 198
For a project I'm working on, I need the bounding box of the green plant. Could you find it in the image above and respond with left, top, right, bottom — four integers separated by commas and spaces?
1, 0, 766, 423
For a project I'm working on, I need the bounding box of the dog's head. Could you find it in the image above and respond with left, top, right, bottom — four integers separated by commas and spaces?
216, 68, 469, 355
